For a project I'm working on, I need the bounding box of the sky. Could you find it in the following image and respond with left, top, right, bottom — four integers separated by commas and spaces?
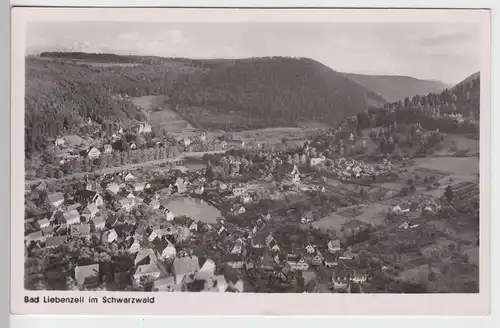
26, 21, 482, 85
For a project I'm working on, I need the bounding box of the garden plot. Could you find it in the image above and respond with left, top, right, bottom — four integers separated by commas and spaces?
312, 212, 352, 231
350, 203, 389, 226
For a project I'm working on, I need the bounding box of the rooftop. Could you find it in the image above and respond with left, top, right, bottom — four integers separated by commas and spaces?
173, 256, 200, 276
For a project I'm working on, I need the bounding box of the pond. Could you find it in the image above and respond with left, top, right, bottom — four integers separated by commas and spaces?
164, 196, 221, 224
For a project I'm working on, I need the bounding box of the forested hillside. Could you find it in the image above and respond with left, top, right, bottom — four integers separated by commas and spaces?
169, 57, 387, 130
343, 73, 449, 103
25, 56, 207, 156
358, 72, 480, 134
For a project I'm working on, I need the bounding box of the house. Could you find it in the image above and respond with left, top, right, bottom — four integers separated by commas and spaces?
199, 258, 216, 278
36, 218, 50, 230
103, 144, 113, 154
148, 199, 160, 210
91, 216, 106, 231
230, 241, 244, 254
41, 226, 56, 237
55, 138, 66, 147
25, 231, 45, 244
134, 182, 150, 192
129, 142, 137, 150
189, 221, 198, 232
133, 263, 162, 285
45, 236, 67, 248
82, 203, 100, 220
282, 163, 301, 182
351, 269, 368, 284
124, 173, 136, 182
311, 254, 324, 266
217, 226, 227, 236
224, 253, 245, 269
85, 180, 100, 192
232, 187, 246, 197
332, 269, 350, 290
47, 192, 65, 208
153, 238, 177, 261
328, 239, 342, 253
87, 147, 101, 160
63, 209, 81, 225
103, 229, 118, 243
128, 240, 141, 254
134, 248, 160, 267
182, 138, 192, 148
324, 254, 338, 267
164, 209, 175, 221
241, 194, 252, 204
268, 238, 280, 252
305, 244, 316, 254
119, 198, 136, 212
174, 177, 187, 194
75, 190, 103, 207
173, 256, 200, 284
203, 275, 227, 292
195, 186, 204, 195
310, 157, 326, 167
136, 122, 152, 134
286, 254, 309, 271
266, 234, 275, 247
106, 183, 121, 195
148, 227, 175, 242
74, 264, 100, 288
66, 203, 82, 212
70, 224, 91, 239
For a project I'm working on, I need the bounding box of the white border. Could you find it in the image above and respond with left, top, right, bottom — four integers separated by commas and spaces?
10, 7, 492, 316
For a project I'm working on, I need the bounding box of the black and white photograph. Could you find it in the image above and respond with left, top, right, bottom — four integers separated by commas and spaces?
11, 6, 491, 316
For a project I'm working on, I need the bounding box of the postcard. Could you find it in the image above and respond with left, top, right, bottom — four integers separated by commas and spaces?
11, 7, 491, 315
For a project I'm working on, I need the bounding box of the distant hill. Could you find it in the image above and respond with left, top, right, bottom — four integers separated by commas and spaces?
362, 70, 480, 134
169, 57, 387, 130
25, 53, 390, 154
452, 71, 480, 92
342, 73, 450, 103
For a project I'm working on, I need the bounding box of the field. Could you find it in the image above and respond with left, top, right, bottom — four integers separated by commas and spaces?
231, 127, 310, 144
435, 134, 480, 156
412, 157, 478, 176
130, 95, 193, 135
351, 203, 390, 226
312, 212, 352, 231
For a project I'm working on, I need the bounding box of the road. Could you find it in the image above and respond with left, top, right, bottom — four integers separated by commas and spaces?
25, 150, 228, 186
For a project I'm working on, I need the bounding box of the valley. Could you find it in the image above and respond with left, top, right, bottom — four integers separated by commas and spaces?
23, 52, 481, 294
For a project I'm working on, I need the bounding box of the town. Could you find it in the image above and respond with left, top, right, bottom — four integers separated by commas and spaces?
24, 97, 480, 294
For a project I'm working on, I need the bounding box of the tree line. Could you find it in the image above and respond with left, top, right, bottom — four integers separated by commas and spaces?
27, 146, 182, 180
357, 74, 480, 135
